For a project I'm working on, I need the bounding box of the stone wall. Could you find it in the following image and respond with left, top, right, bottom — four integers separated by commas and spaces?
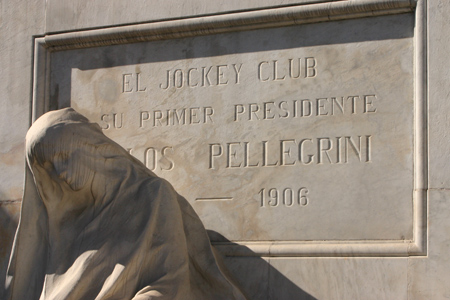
1, 1, 449, 299
0, 1, 45, 297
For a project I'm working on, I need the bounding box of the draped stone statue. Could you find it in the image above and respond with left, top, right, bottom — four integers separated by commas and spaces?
6, 108, 247, 300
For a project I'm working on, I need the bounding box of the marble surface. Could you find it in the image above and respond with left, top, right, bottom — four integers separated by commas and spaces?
0, 0, 45, 202
45, 0, 328, 33
0, 1, 45, 296
2, 0, 450, 299
268, 257, 408, 300
49, 13, 415, 246
223, 256, 408, 300
427, 0, 450, 189
407, 190, 450, 299
406, 0, 450, 298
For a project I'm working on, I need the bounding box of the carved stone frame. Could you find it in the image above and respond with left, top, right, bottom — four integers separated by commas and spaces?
30, 0, 427, 257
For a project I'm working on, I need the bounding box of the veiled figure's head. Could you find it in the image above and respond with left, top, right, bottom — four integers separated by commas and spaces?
25, 108, 150, 211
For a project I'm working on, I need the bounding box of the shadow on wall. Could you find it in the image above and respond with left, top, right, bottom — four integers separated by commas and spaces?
209, 231, 317, 300
0, 203, 20, 299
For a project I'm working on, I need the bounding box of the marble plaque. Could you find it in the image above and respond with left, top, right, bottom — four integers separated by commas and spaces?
49, 14, 415, 244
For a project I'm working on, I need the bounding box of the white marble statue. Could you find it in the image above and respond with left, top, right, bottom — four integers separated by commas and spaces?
5, 108, 247, 300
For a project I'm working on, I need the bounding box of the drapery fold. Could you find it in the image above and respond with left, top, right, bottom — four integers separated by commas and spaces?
6, 108, 246, 300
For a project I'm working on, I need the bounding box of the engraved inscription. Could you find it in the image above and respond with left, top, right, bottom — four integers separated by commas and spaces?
234, 95, 377, 122
140, 107, 214, 127
209, 136, 372, 169
258, 57, 317, 82
259, 187, 309, 207
122, 73, 147, 93
159, 63, 243, 89
100, 113, 124, 130
66, 15, 414, 243
143, 146, 175, 171
196, 197, 233, 201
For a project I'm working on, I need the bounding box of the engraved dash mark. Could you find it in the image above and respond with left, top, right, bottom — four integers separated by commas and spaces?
195, 197, 233, 201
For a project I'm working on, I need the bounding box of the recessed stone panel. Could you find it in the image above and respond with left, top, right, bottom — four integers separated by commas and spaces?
49, 13, 415, 243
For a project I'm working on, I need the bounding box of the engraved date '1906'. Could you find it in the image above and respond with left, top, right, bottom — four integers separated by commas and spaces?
259, 187, 309, 207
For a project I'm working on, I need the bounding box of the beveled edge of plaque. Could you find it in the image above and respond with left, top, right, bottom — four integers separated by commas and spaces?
42, 0, 416, 51
214, 190, 427, 257
30, 0, 427, 257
